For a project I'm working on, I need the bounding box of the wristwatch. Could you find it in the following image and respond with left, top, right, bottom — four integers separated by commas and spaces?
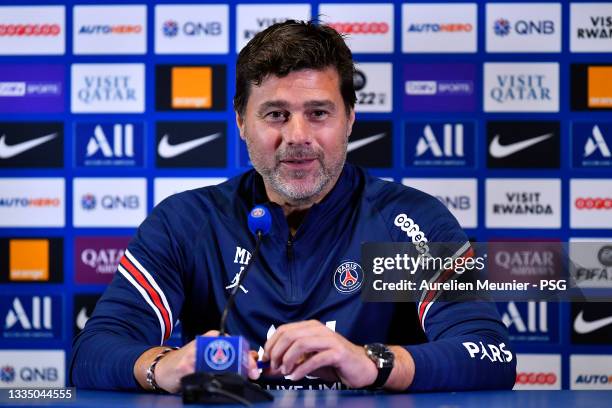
364, 343, 394, 389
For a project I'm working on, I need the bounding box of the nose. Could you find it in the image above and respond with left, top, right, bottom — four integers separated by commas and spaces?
283, 115, 311, 145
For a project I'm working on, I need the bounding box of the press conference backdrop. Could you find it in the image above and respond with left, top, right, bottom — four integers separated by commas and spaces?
0, 0, 611, 392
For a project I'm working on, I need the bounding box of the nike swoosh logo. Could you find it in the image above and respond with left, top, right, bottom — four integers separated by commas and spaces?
158, 133, 222, 159
489, 133, 554, 159
76, 307, 90, 331
347, 133, 386, 153
0, 132, 58, 159
574, 310, 612, 334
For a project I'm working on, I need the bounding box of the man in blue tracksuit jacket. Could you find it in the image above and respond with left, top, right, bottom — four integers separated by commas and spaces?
70, 20, 516, 393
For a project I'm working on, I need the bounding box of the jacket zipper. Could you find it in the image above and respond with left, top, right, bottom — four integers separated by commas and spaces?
287, 236, 295, 301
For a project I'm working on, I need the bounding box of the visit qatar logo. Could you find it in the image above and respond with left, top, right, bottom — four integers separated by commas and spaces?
333, 261, 363, 294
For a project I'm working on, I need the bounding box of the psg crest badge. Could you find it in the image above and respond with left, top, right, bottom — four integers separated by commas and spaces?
204, 339, 236, 371
333, 261, 363, 294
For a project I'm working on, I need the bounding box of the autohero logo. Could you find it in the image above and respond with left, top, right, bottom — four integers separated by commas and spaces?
353, 63, 392, 113
402, 3, 477, 53
155, 5, 228, 54
75, 122, 144, 167
498, 302, 558, 343
486, 179, 561, 229
514, 354, 561, 390
484, 63, 559, 112
71, 64, 144, 113
570, 239, 612, 288
236, 5, 310, 51
0, 350, 64, 387
319, 4, 394, 53
486, 3, 560, 52
571, 179, 612, 229
0, 6, 65, 55
572, 123, 612, 168
571, 4, 612, 52
0, 122, 63, 168
0, 178, 65, 227
487, 121, 560, 168
73, 178, 146, 228
405, 122, 475, 167
0, 295, 61, 340
571, 355, 612, 390
403, 178, 477, 229
75, 237, 130, 285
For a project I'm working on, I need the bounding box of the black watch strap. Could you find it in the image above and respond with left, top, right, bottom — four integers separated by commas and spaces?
371, 364, 392, 389
364, 343, 394, 390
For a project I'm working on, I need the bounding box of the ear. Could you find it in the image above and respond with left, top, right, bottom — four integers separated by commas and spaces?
235, 111, 246, 141
346, 108, 355, 139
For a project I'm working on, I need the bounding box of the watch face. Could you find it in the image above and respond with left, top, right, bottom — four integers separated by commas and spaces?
367, 343, 394, 367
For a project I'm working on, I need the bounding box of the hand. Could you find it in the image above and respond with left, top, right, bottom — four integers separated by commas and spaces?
262, 320, 378, 388
152, 330, 260, 393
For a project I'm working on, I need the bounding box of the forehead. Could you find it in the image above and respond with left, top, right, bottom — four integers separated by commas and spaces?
247, 67, 343, 108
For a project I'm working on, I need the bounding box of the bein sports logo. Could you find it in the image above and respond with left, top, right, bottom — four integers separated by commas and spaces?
393, 213, 430, 256
204, 339, 235, 371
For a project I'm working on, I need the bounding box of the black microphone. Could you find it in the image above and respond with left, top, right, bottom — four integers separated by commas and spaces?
181, 206, 274, 406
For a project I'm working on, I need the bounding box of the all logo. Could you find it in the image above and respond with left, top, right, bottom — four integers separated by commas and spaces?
404, 121, 475, 167
485, 178, 561, 229
402, 3, 477, 53
74, 122, 144, 167
75, 237, 130, 284
571, 302, 612, 345
0, 238, 63, 283
346, 121, 392, 168
0, 295, 62, 340
0, 64, 64, 113
353, 63, 392, 113
570, 3, 612, 52
333, 261, 363, 294
487, 121, 560, 168
402, 178, 477, 229
236, 5, 311, 51
204, 339, 236, 370
71, 63, 145, 113
0, 6, 65, 55
156, 122, 226, 168
403, 63, 476, 112
0, 122, 63, 168
72, 178, 146, 228
570, 179, 612, 229
484, 63, 559, 112
73, 294, 101, 335
571, 64, 612, 110
73, 5, 146, 55
319, 4, 394, 53
156, 65, 226, 111
572, 122, 612, 168
486, 3, 561, 52
569, 238, 612, 288
155, 5, 228, 54
497, 301, 558, 343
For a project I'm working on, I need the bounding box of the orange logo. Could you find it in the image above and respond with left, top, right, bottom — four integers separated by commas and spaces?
171, 67, 212, 109
588, 66, 612, 108
9, 239, 49, 282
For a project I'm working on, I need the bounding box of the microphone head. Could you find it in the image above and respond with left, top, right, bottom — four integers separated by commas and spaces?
248, 205, 272, 236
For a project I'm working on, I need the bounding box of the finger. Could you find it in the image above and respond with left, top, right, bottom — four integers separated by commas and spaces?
281, 336, 337, 374
265, 321, 327, 369
248, 351, 260, 380
288, 350, 338, 382
263, 320, 320, 360
203, 330, 220, 337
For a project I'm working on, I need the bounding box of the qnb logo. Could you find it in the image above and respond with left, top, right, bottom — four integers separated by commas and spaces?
163, 20, 222, 37
575, 374, 612, 385
78, 76, 136, 104
516, 372, 557, 385
81, 195, 139, 210
462, 341, 513, 363
0, 24, 61, 37
494, 19, 555, 37
327, 22, 389, 34
87, 124, 134, 158
575, 197, 612, 210
407, 23, 473, 33
436, 195, 471, 210
5, 297, 52, 331
0, 198, 60, 208
416, 124, 464, 158
393, 213, 430, 256
78, 25, 142, 35
0, 366, 15, 383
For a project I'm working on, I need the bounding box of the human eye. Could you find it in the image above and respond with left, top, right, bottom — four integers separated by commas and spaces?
264, 110, 288, 123
309, 110, 329, 121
